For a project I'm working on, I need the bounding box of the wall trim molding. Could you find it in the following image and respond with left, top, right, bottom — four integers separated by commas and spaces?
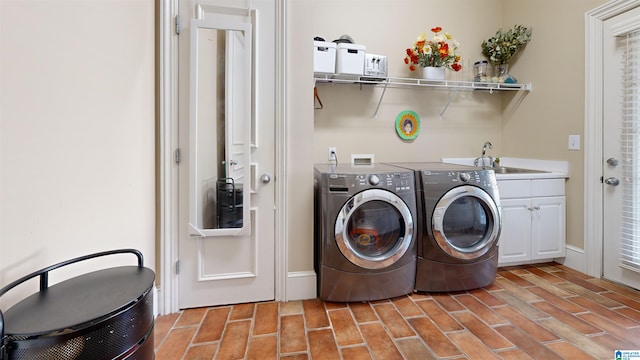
286, 271, 317, 301
584, 0, 640, 279
158, 1, 287, 315
158, 0, 180, 315
274, 0, 288, 303
555, 245, 586, 274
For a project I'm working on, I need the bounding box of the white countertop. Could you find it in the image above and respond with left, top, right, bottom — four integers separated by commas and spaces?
441, 157, 569, 180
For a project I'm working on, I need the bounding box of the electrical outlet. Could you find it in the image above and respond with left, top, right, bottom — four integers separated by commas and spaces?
328, 147, 337, 161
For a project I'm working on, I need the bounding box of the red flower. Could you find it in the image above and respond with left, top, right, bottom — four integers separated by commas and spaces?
404, 26, 461, 72
439, 43, 449, 59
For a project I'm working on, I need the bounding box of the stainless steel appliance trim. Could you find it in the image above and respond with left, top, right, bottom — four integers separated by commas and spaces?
334, 189, 414, 269
432, 185, 500, 260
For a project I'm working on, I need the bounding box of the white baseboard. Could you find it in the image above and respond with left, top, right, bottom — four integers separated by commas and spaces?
154, 273, 316, 314
555, 245, 586, 274
286, 271, 317, 301
499, 245, 587, 275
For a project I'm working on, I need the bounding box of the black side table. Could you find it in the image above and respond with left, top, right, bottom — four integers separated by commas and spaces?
0, 249, 155, 360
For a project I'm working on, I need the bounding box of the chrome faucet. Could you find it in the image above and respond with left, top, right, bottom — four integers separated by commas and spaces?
474, 141, 494, 167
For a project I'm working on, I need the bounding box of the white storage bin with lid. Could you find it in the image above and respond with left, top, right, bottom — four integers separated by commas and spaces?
336, 43, 365, 75
313, 41, 336, 74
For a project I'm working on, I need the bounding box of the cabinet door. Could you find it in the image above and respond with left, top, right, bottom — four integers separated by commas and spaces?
531, 196, 566, 260
498, 198, 532, 265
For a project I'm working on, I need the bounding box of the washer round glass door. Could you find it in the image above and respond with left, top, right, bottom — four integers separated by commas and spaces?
432, 185, 500, 260
335, 189, 414, 269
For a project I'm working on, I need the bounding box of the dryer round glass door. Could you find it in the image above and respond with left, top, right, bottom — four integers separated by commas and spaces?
432, 185, 500, 260
335, 189, 414, 269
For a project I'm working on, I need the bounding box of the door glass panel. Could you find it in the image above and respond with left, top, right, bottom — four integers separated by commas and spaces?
442, 197, 489, 250
189, 20, 252, 236
619, 31, 640, 272
346, 200, 405, 258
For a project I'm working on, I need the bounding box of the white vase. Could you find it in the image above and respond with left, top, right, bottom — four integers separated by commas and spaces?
422, 66, 446, 81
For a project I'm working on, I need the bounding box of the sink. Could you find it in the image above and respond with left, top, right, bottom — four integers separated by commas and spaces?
488, 166, 549, 174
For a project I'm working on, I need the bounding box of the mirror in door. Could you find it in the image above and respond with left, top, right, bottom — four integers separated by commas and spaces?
189, 20, 252, 236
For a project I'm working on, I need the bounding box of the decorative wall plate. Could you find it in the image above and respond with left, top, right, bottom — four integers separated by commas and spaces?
396, 110, 420, 140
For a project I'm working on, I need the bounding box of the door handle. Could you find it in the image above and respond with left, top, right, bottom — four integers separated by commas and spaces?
606, 158, 619, 166
260, 173, 271, 183
604, 177, 620, 186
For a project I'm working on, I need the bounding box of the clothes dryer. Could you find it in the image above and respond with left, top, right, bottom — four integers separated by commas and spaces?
314, 163, 417, 302
391, 162, 501, 292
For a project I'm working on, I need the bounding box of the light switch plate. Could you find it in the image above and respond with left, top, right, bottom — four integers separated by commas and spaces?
568, 135, 580, 150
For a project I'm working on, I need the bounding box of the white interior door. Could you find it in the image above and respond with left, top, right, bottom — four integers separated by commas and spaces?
177, 0, 276, 309
603, 6, 640, 290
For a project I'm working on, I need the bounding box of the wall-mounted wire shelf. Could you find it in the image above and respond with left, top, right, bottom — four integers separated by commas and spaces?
313, 73, 532, 118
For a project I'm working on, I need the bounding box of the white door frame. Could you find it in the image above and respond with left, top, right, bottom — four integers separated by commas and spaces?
157, 0, 288, 315
585, 0, 640, 279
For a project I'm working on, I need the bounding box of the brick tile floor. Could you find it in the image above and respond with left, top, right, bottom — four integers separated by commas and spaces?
154, 262, 640, 359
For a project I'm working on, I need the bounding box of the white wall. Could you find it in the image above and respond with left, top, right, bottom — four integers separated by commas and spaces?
286, 0, 607, 275
311, 1, 507, 162
501, 0, 607, 250
0, 0, 155, 308
288, 0, 504, 273
0, 0, 610, 309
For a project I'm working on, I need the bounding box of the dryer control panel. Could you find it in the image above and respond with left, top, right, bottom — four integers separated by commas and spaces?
423, 170, 494, 188
420, 169, 500, 201
327, 172, 414, 194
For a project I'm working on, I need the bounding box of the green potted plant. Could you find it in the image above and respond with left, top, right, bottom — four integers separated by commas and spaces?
481, 25, 532, 82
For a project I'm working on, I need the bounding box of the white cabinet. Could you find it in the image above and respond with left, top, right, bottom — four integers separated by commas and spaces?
499, 198, 533, 264
497, 178, 566, 266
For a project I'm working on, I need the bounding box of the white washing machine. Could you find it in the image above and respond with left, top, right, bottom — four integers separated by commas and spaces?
314, 163, 417, 301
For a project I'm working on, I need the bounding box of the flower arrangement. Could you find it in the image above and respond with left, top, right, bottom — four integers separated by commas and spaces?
404, 26, 462, 72
481, 25, 532, 65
